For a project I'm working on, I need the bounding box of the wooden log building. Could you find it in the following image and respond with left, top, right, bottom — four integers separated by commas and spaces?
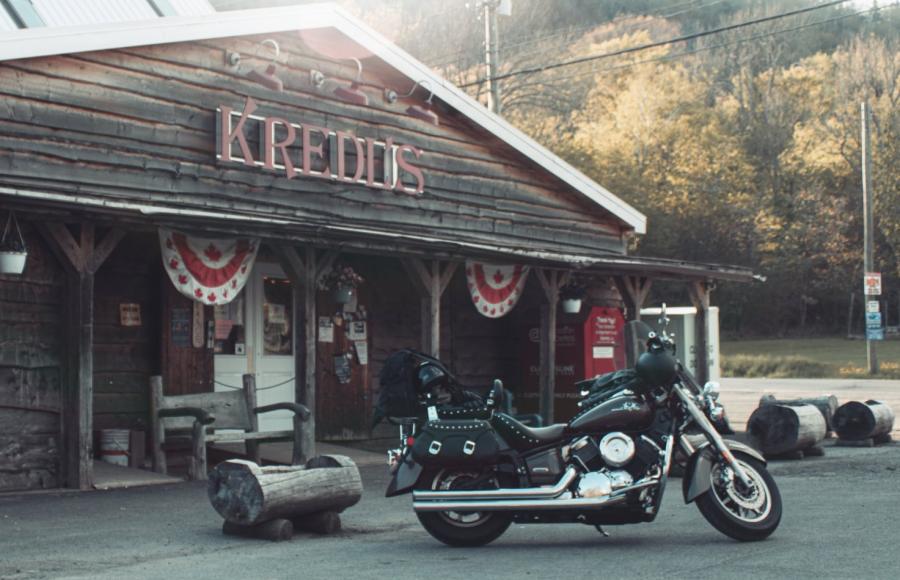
0, 3, 753, 492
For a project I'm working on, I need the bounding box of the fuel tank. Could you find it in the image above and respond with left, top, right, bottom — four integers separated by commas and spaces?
569, 394, 653, 433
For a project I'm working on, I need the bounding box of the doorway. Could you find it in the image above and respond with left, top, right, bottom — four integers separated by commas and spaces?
213, 261, 296, 432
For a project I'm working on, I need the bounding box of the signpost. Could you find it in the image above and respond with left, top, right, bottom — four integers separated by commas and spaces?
861, 103, 878, 372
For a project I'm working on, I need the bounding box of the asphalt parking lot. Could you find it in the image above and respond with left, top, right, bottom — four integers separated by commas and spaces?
0, 440, 898, 580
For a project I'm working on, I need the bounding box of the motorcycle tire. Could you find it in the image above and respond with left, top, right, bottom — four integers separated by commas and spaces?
695, 452, 782, 542
416, 469, 512, 547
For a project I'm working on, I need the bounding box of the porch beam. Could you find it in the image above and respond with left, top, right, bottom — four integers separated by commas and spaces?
688, 280, 712, 385
402, 259, 458, 358
614, 275, 653, 322
36, 223, 122, 490
272, 244, 317, 463
535, 269, 570, 425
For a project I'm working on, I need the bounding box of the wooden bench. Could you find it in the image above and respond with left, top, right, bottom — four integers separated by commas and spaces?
149, 374, 310, 480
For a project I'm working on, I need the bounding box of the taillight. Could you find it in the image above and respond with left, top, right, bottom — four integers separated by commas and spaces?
406, 436, 415, 447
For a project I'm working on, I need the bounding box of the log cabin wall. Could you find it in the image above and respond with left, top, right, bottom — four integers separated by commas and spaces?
0, 32, 629, 258
92, 232, 161, 432
0, 222, 62, 491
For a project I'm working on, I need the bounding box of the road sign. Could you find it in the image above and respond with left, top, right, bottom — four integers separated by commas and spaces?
867, 327, 884, 340
864, 272, 882, 295
866, 300, 880, 313
866, 312, 882, 328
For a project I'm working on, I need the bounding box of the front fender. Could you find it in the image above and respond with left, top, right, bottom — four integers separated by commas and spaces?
682, 440, 765, 504
385, 451, 424, 497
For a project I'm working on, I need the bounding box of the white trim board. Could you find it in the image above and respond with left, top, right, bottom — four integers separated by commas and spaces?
0, 2, 647, 233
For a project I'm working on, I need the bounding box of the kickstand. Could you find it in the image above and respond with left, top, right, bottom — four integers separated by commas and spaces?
595, 525, 610, 537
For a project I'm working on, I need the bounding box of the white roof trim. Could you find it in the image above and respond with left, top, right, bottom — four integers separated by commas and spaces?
0, 3, 647, 233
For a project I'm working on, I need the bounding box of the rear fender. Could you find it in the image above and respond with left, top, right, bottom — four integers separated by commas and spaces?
385, 450, 424, 497
682, 439, 765, 503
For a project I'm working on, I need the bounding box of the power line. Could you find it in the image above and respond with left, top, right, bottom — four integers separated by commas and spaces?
499, 3, 894, 94
459, 0, 851, 88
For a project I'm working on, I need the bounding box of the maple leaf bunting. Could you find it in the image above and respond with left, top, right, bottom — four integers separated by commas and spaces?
159, 228, 260, 306
465, 261, 530, 318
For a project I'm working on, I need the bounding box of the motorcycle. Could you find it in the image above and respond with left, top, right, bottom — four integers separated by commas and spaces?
382, 307, 782, 547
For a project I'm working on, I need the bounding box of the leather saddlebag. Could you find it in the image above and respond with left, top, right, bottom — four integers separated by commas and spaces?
411, 419, 500, 466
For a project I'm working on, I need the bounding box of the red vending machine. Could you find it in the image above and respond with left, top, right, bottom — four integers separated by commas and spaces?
517, 306, 626, 422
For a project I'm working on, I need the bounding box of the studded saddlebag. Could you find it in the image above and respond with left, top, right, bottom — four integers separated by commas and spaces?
411, 419, 500, 466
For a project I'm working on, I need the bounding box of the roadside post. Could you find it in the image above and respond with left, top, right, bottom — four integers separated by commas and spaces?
861, 102, 879, 374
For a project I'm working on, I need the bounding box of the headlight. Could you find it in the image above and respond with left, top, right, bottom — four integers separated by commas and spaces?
702, 381, 721, 400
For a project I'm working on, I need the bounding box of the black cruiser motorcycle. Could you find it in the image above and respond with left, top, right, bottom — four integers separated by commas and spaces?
379, 310, 781, 546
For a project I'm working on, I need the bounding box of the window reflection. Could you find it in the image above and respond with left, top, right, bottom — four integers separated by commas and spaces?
263, 276, 293, 356
214, 292, 246, 355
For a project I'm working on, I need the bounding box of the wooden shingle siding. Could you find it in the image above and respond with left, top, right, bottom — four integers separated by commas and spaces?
0, 33, 627, 256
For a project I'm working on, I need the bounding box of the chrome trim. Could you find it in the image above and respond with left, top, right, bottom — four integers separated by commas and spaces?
413, 480, 658, 513
412, 467, 578, 502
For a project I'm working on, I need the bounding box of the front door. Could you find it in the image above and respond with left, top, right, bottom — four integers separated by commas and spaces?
214, 262, 296, 432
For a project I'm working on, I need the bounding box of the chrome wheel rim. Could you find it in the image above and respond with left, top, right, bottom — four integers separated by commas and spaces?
710, 459, 771, 524
432, 470, 494, 527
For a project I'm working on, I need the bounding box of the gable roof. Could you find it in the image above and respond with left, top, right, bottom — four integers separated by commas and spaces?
0, 2, 647, 234
0, 0, 214, 31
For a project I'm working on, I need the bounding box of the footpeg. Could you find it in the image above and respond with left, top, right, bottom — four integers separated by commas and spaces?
595, 525, 610, 537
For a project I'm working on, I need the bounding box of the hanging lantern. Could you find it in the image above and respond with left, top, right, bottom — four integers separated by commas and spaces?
0, 211, 27, 275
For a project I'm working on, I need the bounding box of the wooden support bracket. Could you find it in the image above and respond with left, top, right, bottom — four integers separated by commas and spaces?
614, 276, 653, 321
402, 258, 459, 358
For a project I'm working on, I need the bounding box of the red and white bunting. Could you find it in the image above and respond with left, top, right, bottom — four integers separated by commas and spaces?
465, 261, 530, 318
159, 228, 260, 306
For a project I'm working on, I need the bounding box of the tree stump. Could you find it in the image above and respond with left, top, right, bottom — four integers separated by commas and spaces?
833, 400, 895, 443
759, 394, 839, 435
748, 403, 826, 458
208, 455, 362, 533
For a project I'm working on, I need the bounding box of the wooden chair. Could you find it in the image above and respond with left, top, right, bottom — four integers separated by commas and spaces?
149, 374, 310, 480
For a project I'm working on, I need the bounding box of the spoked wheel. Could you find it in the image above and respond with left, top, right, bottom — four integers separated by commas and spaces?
695, 452, 782, 541
416, 469, 512, 547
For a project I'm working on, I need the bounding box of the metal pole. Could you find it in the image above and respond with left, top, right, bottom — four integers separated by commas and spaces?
483, 0, 501, 114
861, 102, 878, 374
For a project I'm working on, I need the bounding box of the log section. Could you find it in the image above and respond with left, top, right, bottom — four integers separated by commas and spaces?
833, 400, 895, 442
748, 403, 826, 457
207, 455, 362, 527
759, 394, 839, 434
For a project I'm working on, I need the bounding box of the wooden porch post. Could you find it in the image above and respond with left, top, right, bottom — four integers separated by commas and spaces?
273, 245, 336, 463
614, 276, 653, 322
535, 269, 570, 425
37, 223, 125, 490
403, 259, 458, 358
688, 281, 712, 385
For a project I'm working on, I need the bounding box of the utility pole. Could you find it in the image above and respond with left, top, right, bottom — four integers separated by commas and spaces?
861, 101, 879, 374
482, 0, 502, 114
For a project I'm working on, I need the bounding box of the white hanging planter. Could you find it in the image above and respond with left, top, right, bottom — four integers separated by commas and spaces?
0, 251, 27, 275
0, 211, 27, 275
562, 298, 582, 314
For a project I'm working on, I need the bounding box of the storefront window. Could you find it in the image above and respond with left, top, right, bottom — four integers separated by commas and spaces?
214, 292, 246, 355
263, 276, 293, 356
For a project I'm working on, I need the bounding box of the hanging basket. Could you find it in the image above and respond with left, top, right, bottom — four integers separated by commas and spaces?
562, 298, 582, 314
0, 211, 27, 275
333, 285, 355, 304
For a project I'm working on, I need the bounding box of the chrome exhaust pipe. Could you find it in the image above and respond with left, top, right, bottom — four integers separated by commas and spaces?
412, 467, 579, 502
413, 480, 658, 513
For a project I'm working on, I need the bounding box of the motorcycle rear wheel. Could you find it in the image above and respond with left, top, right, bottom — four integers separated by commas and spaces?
416, 468, 512, 547
695, 452, 782, 542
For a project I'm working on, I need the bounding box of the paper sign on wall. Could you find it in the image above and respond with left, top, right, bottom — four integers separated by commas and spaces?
354, 340, 369, 365
120, 303, 142, 327
348, 321, 367, 341
318, 317, 334, 343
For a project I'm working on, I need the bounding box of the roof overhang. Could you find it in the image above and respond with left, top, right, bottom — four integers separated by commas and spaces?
0, 3, 647, 234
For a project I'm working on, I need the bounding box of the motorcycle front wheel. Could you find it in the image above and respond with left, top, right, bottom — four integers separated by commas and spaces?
416, 468, 512, 547
695, 452, 782, 541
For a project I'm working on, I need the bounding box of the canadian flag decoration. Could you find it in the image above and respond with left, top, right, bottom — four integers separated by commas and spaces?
159, 228, 260, 306
465, 261, 530, 318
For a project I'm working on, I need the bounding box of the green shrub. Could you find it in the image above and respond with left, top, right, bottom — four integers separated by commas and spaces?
721, 355, 831, 378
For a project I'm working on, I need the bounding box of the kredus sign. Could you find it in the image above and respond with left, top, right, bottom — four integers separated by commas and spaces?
216, 97, 425, 194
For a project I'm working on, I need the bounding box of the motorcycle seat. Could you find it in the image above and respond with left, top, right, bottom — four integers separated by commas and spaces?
492, 413, 567, 451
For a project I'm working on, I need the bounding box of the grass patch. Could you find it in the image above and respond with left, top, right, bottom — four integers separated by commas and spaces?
721, 337, 900, 379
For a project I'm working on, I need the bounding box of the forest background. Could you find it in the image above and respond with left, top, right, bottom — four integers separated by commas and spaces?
214, 0, 899, 338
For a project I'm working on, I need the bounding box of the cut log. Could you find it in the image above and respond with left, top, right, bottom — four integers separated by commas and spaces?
207, 455, 362, 527
833, 400, 895, 442
294, 510, 341, 535
747, 403, 826, 457
222, 518, 294, 542
759, 394, 839, 433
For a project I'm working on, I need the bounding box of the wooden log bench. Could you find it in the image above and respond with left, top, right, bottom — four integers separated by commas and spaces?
748, 403, 826, 459
208, 455, 362, 541
150, 374, 311, 480
759, 394, 839, 436
833, 400, 895, 446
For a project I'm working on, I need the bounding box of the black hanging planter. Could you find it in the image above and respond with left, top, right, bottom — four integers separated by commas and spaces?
0, 211, 27, 275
